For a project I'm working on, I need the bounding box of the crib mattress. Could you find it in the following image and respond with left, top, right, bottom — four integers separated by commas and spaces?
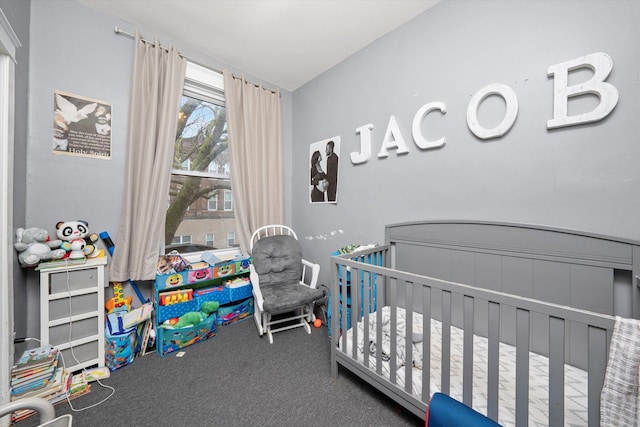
340, 306, 588, 427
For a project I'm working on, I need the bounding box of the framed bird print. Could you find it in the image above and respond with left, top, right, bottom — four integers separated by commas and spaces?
53, 90, 112, 159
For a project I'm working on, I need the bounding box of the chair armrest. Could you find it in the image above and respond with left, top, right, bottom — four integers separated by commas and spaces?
0, 397, 55, 424
301, 258, 320, 289
249, 265, 264, 309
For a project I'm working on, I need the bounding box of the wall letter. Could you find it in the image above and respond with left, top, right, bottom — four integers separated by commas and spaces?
467, 83, 518, 140
351, 123, 374, 164
546, 52, 618, 129
412, 102, 446, 150
378, 115, 409, 158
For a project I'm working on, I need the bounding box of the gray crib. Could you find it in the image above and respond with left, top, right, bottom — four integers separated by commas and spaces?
330, 221, 640, 426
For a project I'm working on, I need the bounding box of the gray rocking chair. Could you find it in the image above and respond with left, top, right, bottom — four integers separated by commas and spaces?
249, 225, 323, 343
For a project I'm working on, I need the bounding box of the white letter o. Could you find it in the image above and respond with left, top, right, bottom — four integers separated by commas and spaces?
467, 83, 518, 140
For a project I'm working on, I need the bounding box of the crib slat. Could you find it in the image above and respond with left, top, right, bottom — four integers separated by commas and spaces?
375, 276, 383, 376
588, 325, 608, 427
549, 316, 565, 426
516, 308, 530, 426
422, 284, 431, 402
405, 282, 414, 395
463, 295, 474, 407
390, 286, 398, 384
487, 301, 500, 422
441, 290, 452, 395
350, 267, 360, 361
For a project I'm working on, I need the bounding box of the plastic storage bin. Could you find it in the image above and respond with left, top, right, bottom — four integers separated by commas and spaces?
157, 313, 217, 355
105, 312, 137, 371
216, 297, 254, 326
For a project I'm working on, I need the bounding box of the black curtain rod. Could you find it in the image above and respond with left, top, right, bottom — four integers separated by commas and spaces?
114, 26, 279, 95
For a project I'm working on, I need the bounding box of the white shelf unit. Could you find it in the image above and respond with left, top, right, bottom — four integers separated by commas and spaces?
39, 257, 107, 373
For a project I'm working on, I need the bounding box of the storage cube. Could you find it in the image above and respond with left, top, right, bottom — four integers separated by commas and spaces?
216, 297, 254, 326
158, 313, 217, 355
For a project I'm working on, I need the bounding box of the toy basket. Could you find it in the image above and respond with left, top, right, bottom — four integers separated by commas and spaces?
105, 311, 137, 371
158, 313, 217, 355
216, 297, 254, 326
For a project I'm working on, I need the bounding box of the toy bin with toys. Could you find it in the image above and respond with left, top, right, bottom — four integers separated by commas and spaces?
216, 297, 254, 326
154, 255, 253, 355
157, 312, 217, 355
105, 311, 137, 371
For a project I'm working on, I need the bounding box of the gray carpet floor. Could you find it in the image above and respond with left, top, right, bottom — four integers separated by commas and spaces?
15, 318, 423, 426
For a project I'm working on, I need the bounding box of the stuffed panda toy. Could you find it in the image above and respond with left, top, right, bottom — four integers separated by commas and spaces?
56, 220, 101, 259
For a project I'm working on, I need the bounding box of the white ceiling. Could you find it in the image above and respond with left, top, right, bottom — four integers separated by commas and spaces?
78, 0, 441, 91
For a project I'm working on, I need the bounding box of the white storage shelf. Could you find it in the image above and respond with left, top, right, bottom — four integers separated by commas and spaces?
39, 257, 107, 373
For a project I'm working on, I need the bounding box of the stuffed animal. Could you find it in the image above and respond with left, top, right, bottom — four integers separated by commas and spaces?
14, 227, 66, 267
164, 301, 220, 329
56, 220, 100, 259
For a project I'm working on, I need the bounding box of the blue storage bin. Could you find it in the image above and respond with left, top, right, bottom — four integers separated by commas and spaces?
328, 249, 380, 337
105, 311, 137, 371
158, 313, 217, 355
216, 297, 254, 326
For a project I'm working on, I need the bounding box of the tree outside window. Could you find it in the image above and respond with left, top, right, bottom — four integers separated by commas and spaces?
165, 63, 235, 253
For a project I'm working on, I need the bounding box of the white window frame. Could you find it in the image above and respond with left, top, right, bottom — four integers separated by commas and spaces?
0, 8, 20, 416
207, 195, 217, 211
168, 62, 240, 262
170, 62, 226, 180
172, 235, 192, 245
224, 189, 233, 211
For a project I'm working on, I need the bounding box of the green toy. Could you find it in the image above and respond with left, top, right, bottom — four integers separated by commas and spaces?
167, 301, 220, 329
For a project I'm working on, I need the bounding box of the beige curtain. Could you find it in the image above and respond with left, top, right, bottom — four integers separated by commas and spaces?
223, 70, 283, 253
111, 34, 186, 281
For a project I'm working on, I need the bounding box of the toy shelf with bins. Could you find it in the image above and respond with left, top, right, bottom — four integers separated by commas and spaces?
38, 256, 107, 373
327, 250, 380, 338
153, 255, 253, 356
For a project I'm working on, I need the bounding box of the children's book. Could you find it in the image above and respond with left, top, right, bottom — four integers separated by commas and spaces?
10, 367, 64, 399
11, 352, 59, 382
10, 363, 57, 387
123, 302, 154, 329
38, 369, 71, 401
84, 366, 110, 382
35, 258, 86, 270
12, 346, 58, 373
69, 372, 89, 394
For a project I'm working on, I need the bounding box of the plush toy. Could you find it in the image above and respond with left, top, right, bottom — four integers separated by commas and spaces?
14, 227, 66, 267
56, 220, 100, 259
164, 301, 220, 329
67, 239, 86, 260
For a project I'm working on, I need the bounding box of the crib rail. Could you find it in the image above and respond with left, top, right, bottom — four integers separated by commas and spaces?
330, 250, 615, 426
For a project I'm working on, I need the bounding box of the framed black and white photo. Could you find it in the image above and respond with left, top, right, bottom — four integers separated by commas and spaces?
309, 136, 340, 204
53, 90, 112, 159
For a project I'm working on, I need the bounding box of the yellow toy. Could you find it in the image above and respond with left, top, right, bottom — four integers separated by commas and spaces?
105, 282, 132, 314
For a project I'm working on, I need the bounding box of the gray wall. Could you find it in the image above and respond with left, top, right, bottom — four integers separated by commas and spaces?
17, 0, 293, 339
292, 0, 640, 286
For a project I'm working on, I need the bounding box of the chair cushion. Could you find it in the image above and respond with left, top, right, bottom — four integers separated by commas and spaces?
262, 282, 325, 312
252, 235, 303, 288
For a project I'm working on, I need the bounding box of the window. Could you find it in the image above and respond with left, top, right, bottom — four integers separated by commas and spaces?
207, 196, 217, 211
227, 231, 236, 247
172, 235, 192, 245
165, 62, 235, 254
224, 190, 233, 211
